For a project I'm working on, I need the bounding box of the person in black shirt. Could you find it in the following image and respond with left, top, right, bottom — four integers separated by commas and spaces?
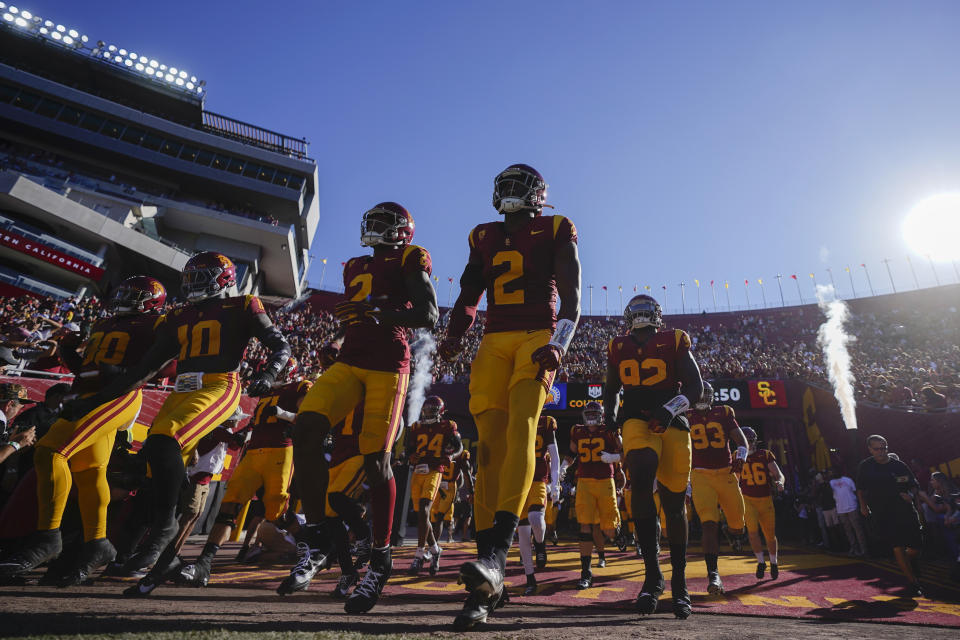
855, 434, 924, 596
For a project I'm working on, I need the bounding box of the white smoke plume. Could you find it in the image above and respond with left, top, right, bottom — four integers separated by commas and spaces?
405, 328, 437, 429
815, 284, 858, 431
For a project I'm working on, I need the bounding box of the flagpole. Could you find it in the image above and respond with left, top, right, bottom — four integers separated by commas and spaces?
588, 285, 593, 316
809, 273, 817, 298
926, 254, 941, 286
881, 258, 895, 293
618, 286, 623, 313
846, 266, 856, 297
758, 279, 768, 307
861, 263, 875, 296
662, 286, 668, 311
447, 278, 454, 306
710, 280, 717, 311
744, 280, 751, 308
775, 274, 785, 307
679, 282, 686, 314
826, 267, 837, 294
793, 276, 803, 304
953, 260, 960, 284
319, 258, 327, 289
695, 281, 702, 311
724, 281, 731, 311
905, 256, 919, 289
604, 287, 609, 317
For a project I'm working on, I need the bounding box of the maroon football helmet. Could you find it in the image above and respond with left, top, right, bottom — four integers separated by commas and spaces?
420, 395, 445, 424
110, 276, 166, 314
624, 294, 663, 330
583, 400, 603, 428
361, 202, 415, 247
182, 252, 237, 300
493, 164, 547, 214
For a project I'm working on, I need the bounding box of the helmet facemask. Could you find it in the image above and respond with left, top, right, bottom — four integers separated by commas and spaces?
493, 166, 546, 214
583, 401, 603, 429
182, 265, 228, 300
624, 296, 663, 330
419, 396, 444, 424
361, 206, 412, 247
696, 383, 714, 411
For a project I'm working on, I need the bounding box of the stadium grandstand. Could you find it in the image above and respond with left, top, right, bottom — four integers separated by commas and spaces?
0, 5, 319, 301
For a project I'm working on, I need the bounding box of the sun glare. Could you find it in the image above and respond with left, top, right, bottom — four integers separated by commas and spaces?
903, 193, 960, 262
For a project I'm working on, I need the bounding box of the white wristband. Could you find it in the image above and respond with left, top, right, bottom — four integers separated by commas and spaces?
275, 408, 296, 423
735, 446, 748, 461
662, 394, 691, 419
6, 441, 20, 452
548, 318, 577, 354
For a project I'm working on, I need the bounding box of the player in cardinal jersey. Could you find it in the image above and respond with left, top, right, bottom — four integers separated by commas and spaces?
0, 277, 167, 584
61, 253, 290, 594
516, 414, 560, 595
562, 401, 623, 590
293, 202, 438, 614
433, 450, 473, 551
439, 164, 580, 630
738, 427, 785, 580
603, 295, 704, 620
178, 359, 311, 588
687, 382, 749, 595
405, 396, 462, 575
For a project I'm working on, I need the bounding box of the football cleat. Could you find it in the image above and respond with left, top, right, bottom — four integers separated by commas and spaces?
523, 573, 538, 596
277, 542, 329, 595
672, 574, 692, 620
332, 572, 359, 599
57, 538, 116, 587
770, 563, 779, 580
235, 545, 250, 562
453, 590, 503, 631
344, 547, 392, 614
707, 571, 724, 595
457, 557, 504, 601
409, 555, 425, 576
597, 557, 607, 569
533, 541, 547, 570
636, 574, 665, 615
0, 529, 62, 577
123, 516, 178, 574
577, 570, 593, 590
615, 530, 628, 553
549, 530, 558, 545
756, 561, 766, 579
178, 557, 212, 587
429, 548, 442, 576
122, 555, 181, 598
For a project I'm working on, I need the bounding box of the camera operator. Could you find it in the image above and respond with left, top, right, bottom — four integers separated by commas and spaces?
0, 383, 37, 465
856, 434, 924, 596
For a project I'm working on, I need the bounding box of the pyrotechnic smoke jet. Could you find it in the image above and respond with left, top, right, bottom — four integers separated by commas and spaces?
816, 285, 858, 431
405, 328, 437, 432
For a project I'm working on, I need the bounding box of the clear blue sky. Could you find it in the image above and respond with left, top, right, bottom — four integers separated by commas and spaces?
35, 1, 960, 312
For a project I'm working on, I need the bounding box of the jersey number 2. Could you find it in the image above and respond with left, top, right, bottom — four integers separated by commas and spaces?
492, 251, 524, 305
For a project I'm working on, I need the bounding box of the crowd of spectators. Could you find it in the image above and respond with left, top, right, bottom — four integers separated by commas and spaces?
1, 286, 958, 412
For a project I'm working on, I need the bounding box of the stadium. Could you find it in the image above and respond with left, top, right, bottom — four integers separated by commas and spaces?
1, 3, 959, 640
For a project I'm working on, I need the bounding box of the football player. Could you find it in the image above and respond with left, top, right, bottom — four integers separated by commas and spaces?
292, 202, 438, 613
687, 381, 748, 595
405, 396, 462, 575
440, 164, 580, 630
432, 449, 473, 552
738, 426, 784, 580
61, 253, 290, 595
562, 401, 622, 590
603, 295, 704, 620
0, 277, 167, 584
516, 414, 560, 595
178, 358, 310, 588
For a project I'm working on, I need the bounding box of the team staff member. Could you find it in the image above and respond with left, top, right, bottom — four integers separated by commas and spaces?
856, 434, 925, 596
440, 164, 580, 630
62, 253, 290, 587
738, 427, 784, 580
562, 401, 622, 590
0, 277, 166, 585
293, 202, 438, 614
517, 414, 560, 595
603, 294, 703, 620
687, 382, 748, 595
405, 396, 462, 575
178, 360, 310, 588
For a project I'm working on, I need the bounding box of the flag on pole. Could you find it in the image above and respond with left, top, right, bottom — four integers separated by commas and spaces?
448, 277, 453, 283
791, 274, 797, 280
809, 273, 814, 279
844, 266, 850, 272
322, 258, 327, 264
340, 261, 346, 266
757, 278, 763, 285
644, 285, 650, 290
662, 285, 666, 290
602, 286, 607, 291
694, 279, 700, 287
745, 279, 749, 285
618, 285, 622, 291
633, 286, 637, 292
724, 281, 729, 288
710, 280, 714, 286
860, 263, 866, 267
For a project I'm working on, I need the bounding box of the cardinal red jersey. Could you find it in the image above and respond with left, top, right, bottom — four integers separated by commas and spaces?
338, 245, 432, 373
570, 424, 619, 479
72, 314, 164, 394
688, 404, 740, 469
466, 215, 577, 333
608, 328, 691, 419
534, 417, 558, 482
328, 403, 365, 468
739, 449, 776, 498
409, 419, 459, 472
247, 379, 313, 449
161, 295, 268, 375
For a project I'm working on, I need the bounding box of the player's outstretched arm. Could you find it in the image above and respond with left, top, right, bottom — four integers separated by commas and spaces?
376, 269, 439, 329
439, 259, 485, 361
248, 314, 291, 396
